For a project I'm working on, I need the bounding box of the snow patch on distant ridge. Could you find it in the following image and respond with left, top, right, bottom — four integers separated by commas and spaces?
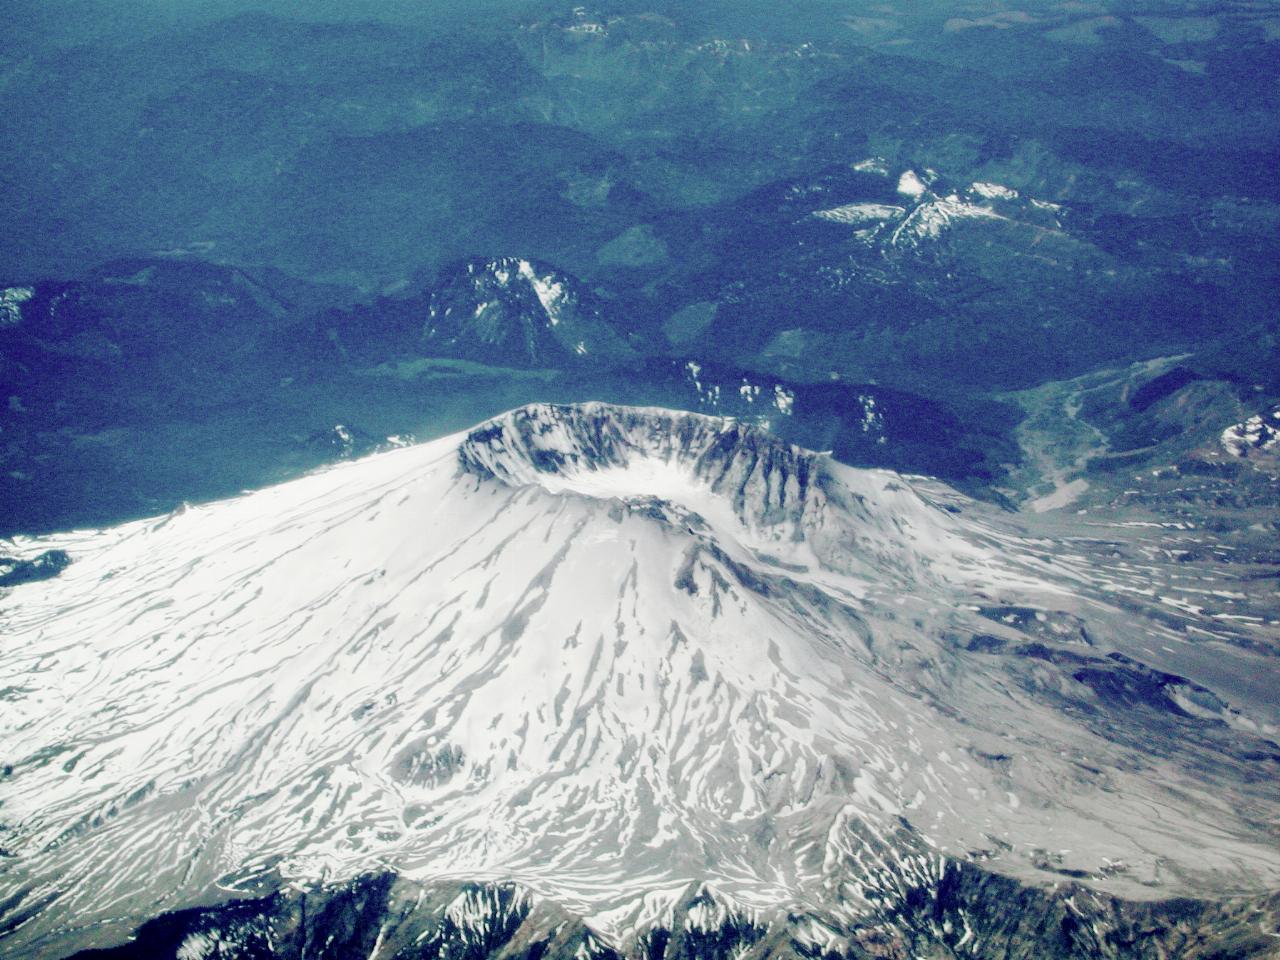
896, 170, 928, 197
891, 195, 1004, 245
813, 203, 905, 225
970, 181, 1018, 200
0, 286, 34, 326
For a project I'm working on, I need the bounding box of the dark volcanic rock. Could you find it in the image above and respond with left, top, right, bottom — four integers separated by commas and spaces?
54, 869, 1280, 960
60, 876, 605, 960
0, 550, 70, 587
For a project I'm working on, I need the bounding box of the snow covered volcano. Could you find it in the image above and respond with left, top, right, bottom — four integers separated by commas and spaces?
2, 403, 1278, 958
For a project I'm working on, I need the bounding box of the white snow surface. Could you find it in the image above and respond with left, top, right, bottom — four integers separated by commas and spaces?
851, 157, 890, 176
891, 195, 1005, 245
812, 203, 905, 225
896, 170, 928, 197
517, 259, 566, 326
969, 181, 1019, 201
1, 403, 1277, 955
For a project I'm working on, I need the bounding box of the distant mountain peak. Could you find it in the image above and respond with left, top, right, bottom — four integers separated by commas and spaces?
425, 257, 634, 366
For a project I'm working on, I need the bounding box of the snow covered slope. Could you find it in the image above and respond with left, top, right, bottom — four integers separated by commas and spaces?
1, 403, 1277, 958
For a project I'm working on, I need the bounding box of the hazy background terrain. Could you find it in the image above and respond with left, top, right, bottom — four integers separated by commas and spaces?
2, 0, 1278, 532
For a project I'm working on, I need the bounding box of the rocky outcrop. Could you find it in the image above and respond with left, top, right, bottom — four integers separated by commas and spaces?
58, 871, 1280, 960
0, 549, 70, 587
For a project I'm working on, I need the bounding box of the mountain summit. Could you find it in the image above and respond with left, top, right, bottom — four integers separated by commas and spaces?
424, 258, 635, 367
2, 403, 1277, 958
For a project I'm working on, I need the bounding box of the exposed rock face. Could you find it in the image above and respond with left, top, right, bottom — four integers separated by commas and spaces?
58, 873, 1280, 960
1, 404, 1277, 959
458, 403, 819, 535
